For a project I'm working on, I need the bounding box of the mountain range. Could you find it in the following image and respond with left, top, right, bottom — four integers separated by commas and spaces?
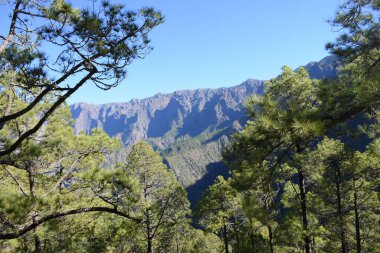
70, 55, 339, 203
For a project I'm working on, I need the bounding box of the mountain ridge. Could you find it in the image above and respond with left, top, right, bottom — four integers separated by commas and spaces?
70, 55, 339, 189
70, 78, 264, 148
72, 78, 264, 108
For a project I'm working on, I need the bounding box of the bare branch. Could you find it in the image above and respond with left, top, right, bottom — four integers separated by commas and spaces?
0, 0, 22, 53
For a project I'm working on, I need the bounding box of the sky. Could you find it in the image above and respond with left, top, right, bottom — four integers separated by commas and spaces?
1, 0, 344, 104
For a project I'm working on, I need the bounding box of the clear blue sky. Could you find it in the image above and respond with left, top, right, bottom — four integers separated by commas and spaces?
2, 0, 344, 104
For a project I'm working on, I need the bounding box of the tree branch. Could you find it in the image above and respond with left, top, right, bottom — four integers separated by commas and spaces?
0, 70, 96, 157
2, 165, 27, 195
0, 59, 90, 128
0, 160, 26, 170
0, 0, 22, 53
151, 188, 179, 238
0, 206, 141, 240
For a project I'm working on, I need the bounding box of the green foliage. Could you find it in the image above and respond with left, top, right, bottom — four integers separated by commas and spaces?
323, 0, 380, 132
196, 176, 249, 253
225, 66, 323, 174
119, 141, 191, 252
327, 0, 380, 74
0, 104, 123, 251
220, 4, 380, 249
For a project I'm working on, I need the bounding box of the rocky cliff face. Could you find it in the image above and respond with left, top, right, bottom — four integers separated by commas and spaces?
71, 79, 264, 146
70, 79, 264, 186
70, 55, 339, 188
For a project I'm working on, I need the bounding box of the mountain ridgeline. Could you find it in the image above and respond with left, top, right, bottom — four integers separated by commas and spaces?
70, 56, 339, 192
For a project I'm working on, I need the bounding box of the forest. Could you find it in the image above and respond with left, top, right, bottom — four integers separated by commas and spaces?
0, 0, 379, 252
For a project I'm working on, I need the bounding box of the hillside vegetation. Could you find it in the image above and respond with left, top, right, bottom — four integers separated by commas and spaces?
0, 0, 379, 252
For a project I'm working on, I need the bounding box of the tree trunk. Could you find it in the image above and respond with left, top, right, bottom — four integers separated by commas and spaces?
298, 169, 311, 253
268, 225, 274, 253
223, 223, 229, 253
30, 167, 41, 253
235, 231, 240, 253
353, 181, 361, 253
233, 218, 240, 253
147, 238, 153, 253
250, 230, 255, 253
146, 211, 154, 253
335, 168, 348, 253
34, 234, 42, 253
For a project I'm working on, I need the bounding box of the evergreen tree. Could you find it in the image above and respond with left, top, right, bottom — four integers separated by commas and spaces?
0, 0, 163, 244
225, 66, 324, 253
0, 0, 163, 156
122, 141, 190, 253
322, 0, 380, 126
195, 176, 242, 253
0, 105, 131, 250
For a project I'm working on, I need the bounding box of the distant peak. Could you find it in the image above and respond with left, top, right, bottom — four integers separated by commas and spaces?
301, 55, 340, 80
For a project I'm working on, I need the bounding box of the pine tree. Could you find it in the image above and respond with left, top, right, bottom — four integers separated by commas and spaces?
122, 142, 190, 253
195, 176, 243, 253
225, 66, 324, 253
